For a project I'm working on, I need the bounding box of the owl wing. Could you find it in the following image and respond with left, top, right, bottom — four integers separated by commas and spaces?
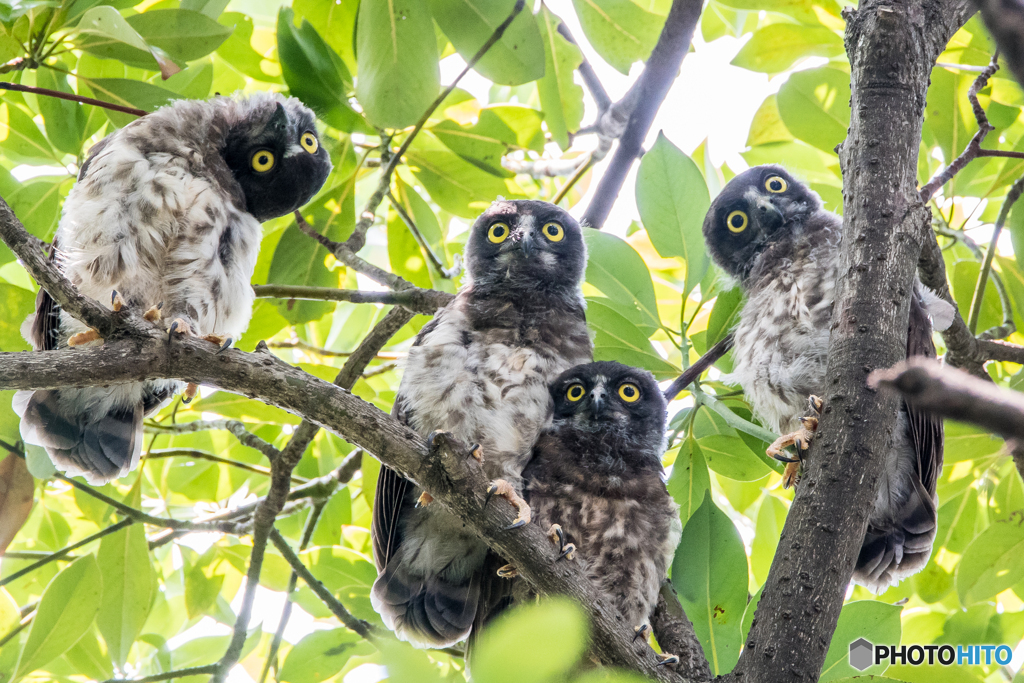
906, 292, 943, 496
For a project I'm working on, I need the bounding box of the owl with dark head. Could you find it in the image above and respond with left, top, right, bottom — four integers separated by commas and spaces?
522, 361, 680, 658
702, 164, 953, 591
371, 200, 594, 648
16, 92, 332, 484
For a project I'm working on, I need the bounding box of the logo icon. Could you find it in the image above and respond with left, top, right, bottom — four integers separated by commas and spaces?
849, 638, 873, 671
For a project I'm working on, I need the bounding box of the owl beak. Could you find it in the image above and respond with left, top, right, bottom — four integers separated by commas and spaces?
590, 388, 607, 415
754, 197, 785, 231
518, 231, 536, 257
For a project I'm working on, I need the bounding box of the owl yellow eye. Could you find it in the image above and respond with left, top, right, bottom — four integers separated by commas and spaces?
251, 150, 275, 172
300, 131, 318, 154
542, 222, 564, 242
618, 383, 641, 403
566, 384, 585, 402
726, 210, 748, 233
488, 222, 510, 244
765, 175, 787, 193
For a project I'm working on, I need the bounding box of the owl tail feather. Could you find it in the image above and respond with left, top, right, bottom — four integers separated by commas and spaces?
14, 389, 143, 485
853, 477, 937, 593
370, 560, 481, 649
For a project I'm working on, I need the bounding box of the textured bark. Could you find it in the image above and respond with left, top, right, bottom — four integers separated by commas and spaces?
732, 1, 972, 681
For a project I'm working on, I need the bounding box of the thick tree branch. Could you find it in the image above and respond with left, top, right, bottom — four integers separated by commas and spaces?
253, 283, 452, 315
735, 1, 974, 682
580, 0, 702, 229
651, 582, 712, 681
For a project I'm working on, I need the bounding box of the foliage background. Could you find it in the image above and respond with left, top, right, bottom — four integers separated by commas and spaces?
0, 0, 1020, 682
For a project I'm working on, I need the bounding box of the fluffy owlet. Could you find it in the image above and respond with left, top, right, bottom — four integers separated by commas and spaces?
371, 200, 594, 648
702, 165, 953, 591
15, 92, 332, 484
522, 361, 681, 661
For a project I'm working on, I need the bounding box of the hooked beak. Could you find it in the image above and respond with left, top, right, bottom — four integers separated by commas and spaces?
753, 196, 785, 231
518, 231, 535, 258
590, 388, 607, 416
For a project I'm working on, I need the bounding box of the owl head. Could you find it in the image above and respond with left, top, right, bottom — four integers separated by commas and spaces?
702, 165, 822, 280
464, 200, 586, 293
549, 361, 667, 465
220, 92, 332, 222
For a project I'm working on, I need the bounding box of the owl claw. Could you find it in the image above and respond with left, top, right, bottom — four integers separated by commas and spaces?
68, 329, 102, 346
548, 524, 576, 560
144, 302, 163, 322
485, 479, 532, 529
469, 443, 484, 462
168, 318, 192, 340
496, 564, 518, 578
110, 290, 124, 312
657, 653, 679, 667
182, 382, 199, 404
416, 491, 434, 508
767, 395, 822, 488
201, 334, 232, 353
633, 624, 650, 643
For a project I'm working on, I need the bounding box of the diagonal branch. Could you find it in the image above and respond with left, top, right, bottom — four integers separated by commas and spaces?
253, 283, 453, 315
663, 333, 734, 402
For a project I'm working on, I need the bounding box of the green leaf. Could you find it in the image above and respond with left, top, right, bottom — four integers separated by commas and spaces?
355, 0, 439, 129
216, 12, 281, 83
740, 584, 761, 644
636, 132, 711, 296
747, 94, 794, 147
956, 514, 1024, 604
776, 67, 851, 155
388, 206, 434, 289
126, 9, 232, 62
279, 628, 369, 683
571, 0, 665, 74
429, 0, 544, 85
0, 102, 57, 163
587, 298, 679, 379
471, 598, 588, 683
293, 0, 359, 73
750, 495, 788, 587
697, 434, 772, 482
0, 282, 34, 354
672, 491, 747, 675
715, 0, 841, 25
666, 437, 711, 524
277, 7, 363, 132
731, 24, 843, 74
820, 601, 902, 681
8, 177, 66, 240
706, 287, 742, 345
85, 77, 180, 128
75, 6, 179, 77
35, 69, 87, 155
584, 228, 662, 333
536, 4, 584, 150
1011, 194, 1024, 273
96, 482, 155, 666
431, 119, 512, 177
13, 554, 102, 679
302, 546, 377, 619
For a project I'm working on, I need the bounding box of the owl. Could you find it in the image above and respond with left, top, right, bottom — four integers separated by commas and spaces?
15, 92, 332, 485
522, 361, 681, 663
702, 165, 953, 591
370, 199, 594, 648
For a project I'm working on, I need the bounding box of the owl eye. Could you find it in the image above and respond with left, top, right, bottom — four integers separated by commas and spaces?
488, 222, 510, 244
765, 175, 788, 193
726, 210, 748, 233
251, 150, 275, 173
566, 384, 585, 402
300, 131, 319, 154
618, 382, 641, 403
542, 222, 564, 242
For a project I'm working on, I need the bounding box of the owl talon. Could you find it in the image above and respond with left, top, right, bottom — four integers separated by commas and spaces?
469, 443, 484, 462
548, 524, 576, 560
168, 318, 192, 339
657, 653, 679, 667
633, 624, 650, 643
767, 395, 822, 488
181, 382, 199, 404
485, 479, 531, 529
202, 334, 232, 353
144, 302, 163, 322
110, 290, 124, 312
68, 329, 102, 346
427, 429, 454, 452
497, 564, 517, 578
783, 461, 801, 488
416, 491, 433, 508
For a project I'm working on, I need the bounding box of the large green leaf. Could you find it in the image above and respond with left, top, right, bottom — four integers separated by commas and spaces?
0, 102, 57, 164
777, 67, 851, 155
672, 491, 747, 675
636, 132, 711, 296
126, 9, 232, 62
731, 24, 843, 74
13, 554, 103, 678
666, 437, 711, 524
956, 514, 1024, 604
279, 628, 370, 683
355, 0, 439, 129
293, 0, 358, 73
750, 494, 788, 587
571, 0, 665, 74
697, 434, 772, 481
584, 228, 662, 332
429, 0, 545, 85
96, 481, 155, 666
536, 5, 584, 150
715, 0, 842, 24
819, 601, 902, 681
587, 297, 679, 379
75, 6, 179, 77
35, 69, 88, 155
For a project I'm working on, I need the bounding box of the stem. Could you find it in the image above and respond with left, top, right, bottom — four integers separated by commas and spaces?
0, 80, 147, 117
967, 174, 1024, 333
0, 519, 133, 588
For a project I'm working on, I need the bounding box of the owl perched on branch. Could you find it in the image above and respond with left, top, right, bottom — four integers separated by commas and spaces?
702, 165, 954, 591
371, 200, 593, 648
15, 92, 331, 484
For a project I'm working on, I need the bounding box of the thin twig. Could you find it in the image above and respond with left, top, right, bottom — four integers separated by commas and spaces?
967, 174, 1024, 333
253, 282, 453, 315
0, 81, 147, 116
268, 338, 404, 360
933, 225, 1016, 339
663, 333, 734, 402
387, 189, 461, 278
102, 665, 220, 683
0, 518, 133, 588
145, 419, 279, 460
143, 449, 307, 483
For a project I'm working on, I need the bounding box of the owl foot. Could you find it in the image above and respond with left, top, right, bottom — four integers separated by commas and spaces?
766, 395, 823, 489
633, 624, 650, 643
416, 491, 434, 507
657, 653, 680, 667
470, 443, 484, 463
181, 383, 199, 404
202, 334, 233, 353
496, 564, 518, 578
168, 318, 192, 339
484, 479, 532, 530
548, 524, 576, 560
68, 329, 102, 346
111, 290, 124, 312
144, 302, 163, 322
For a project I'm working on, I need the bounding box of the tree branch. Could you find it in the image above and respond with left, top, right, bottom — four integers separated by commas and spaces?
0, 81, 147, 117
143, 449, 306, 483
0, 518, 133, 588
102, 665, 219, 683
145, 418, 280, 461
253, 283, 452, 315
580, 0, 703, 229
663, 333, 734, 402
967, 174, 1024, 333
651, 581, 712, 681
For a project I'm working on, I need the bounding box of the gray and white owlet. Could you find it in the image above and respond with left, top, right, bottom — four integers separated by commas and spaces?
371, 200, 594, 648
15, 92, 331, 484
702, 164, 953, 591
523, 362, 681, 648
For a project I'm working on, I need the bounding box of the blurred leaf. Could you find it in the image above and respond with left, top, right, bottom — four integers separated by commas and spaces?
472, 598, 588, 683
355, 0, 439, 129
293, 0, 359, 72
0, 283, 36, 352
820, 601, 902, 681
126, 9, 232, 63
216, 12, 280, 82
8, 177, 65, 240
636, 132, 711, 296
280, 628, 369, 683
747, 94, 794, 147
0, 453, 33, 555
536, 4, 584, 150
584, 228, 662, 332
750, 495, 787, 587
13, 554, 102, 679
429, 0, 545, 85
715, 0, 841, 25
732, 24, 842, 74
572, 0, 665, 74
956, 513, 1024, 604
672, 491, 747, 675
75, 6, 180, 77
777, 67, 851, 155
